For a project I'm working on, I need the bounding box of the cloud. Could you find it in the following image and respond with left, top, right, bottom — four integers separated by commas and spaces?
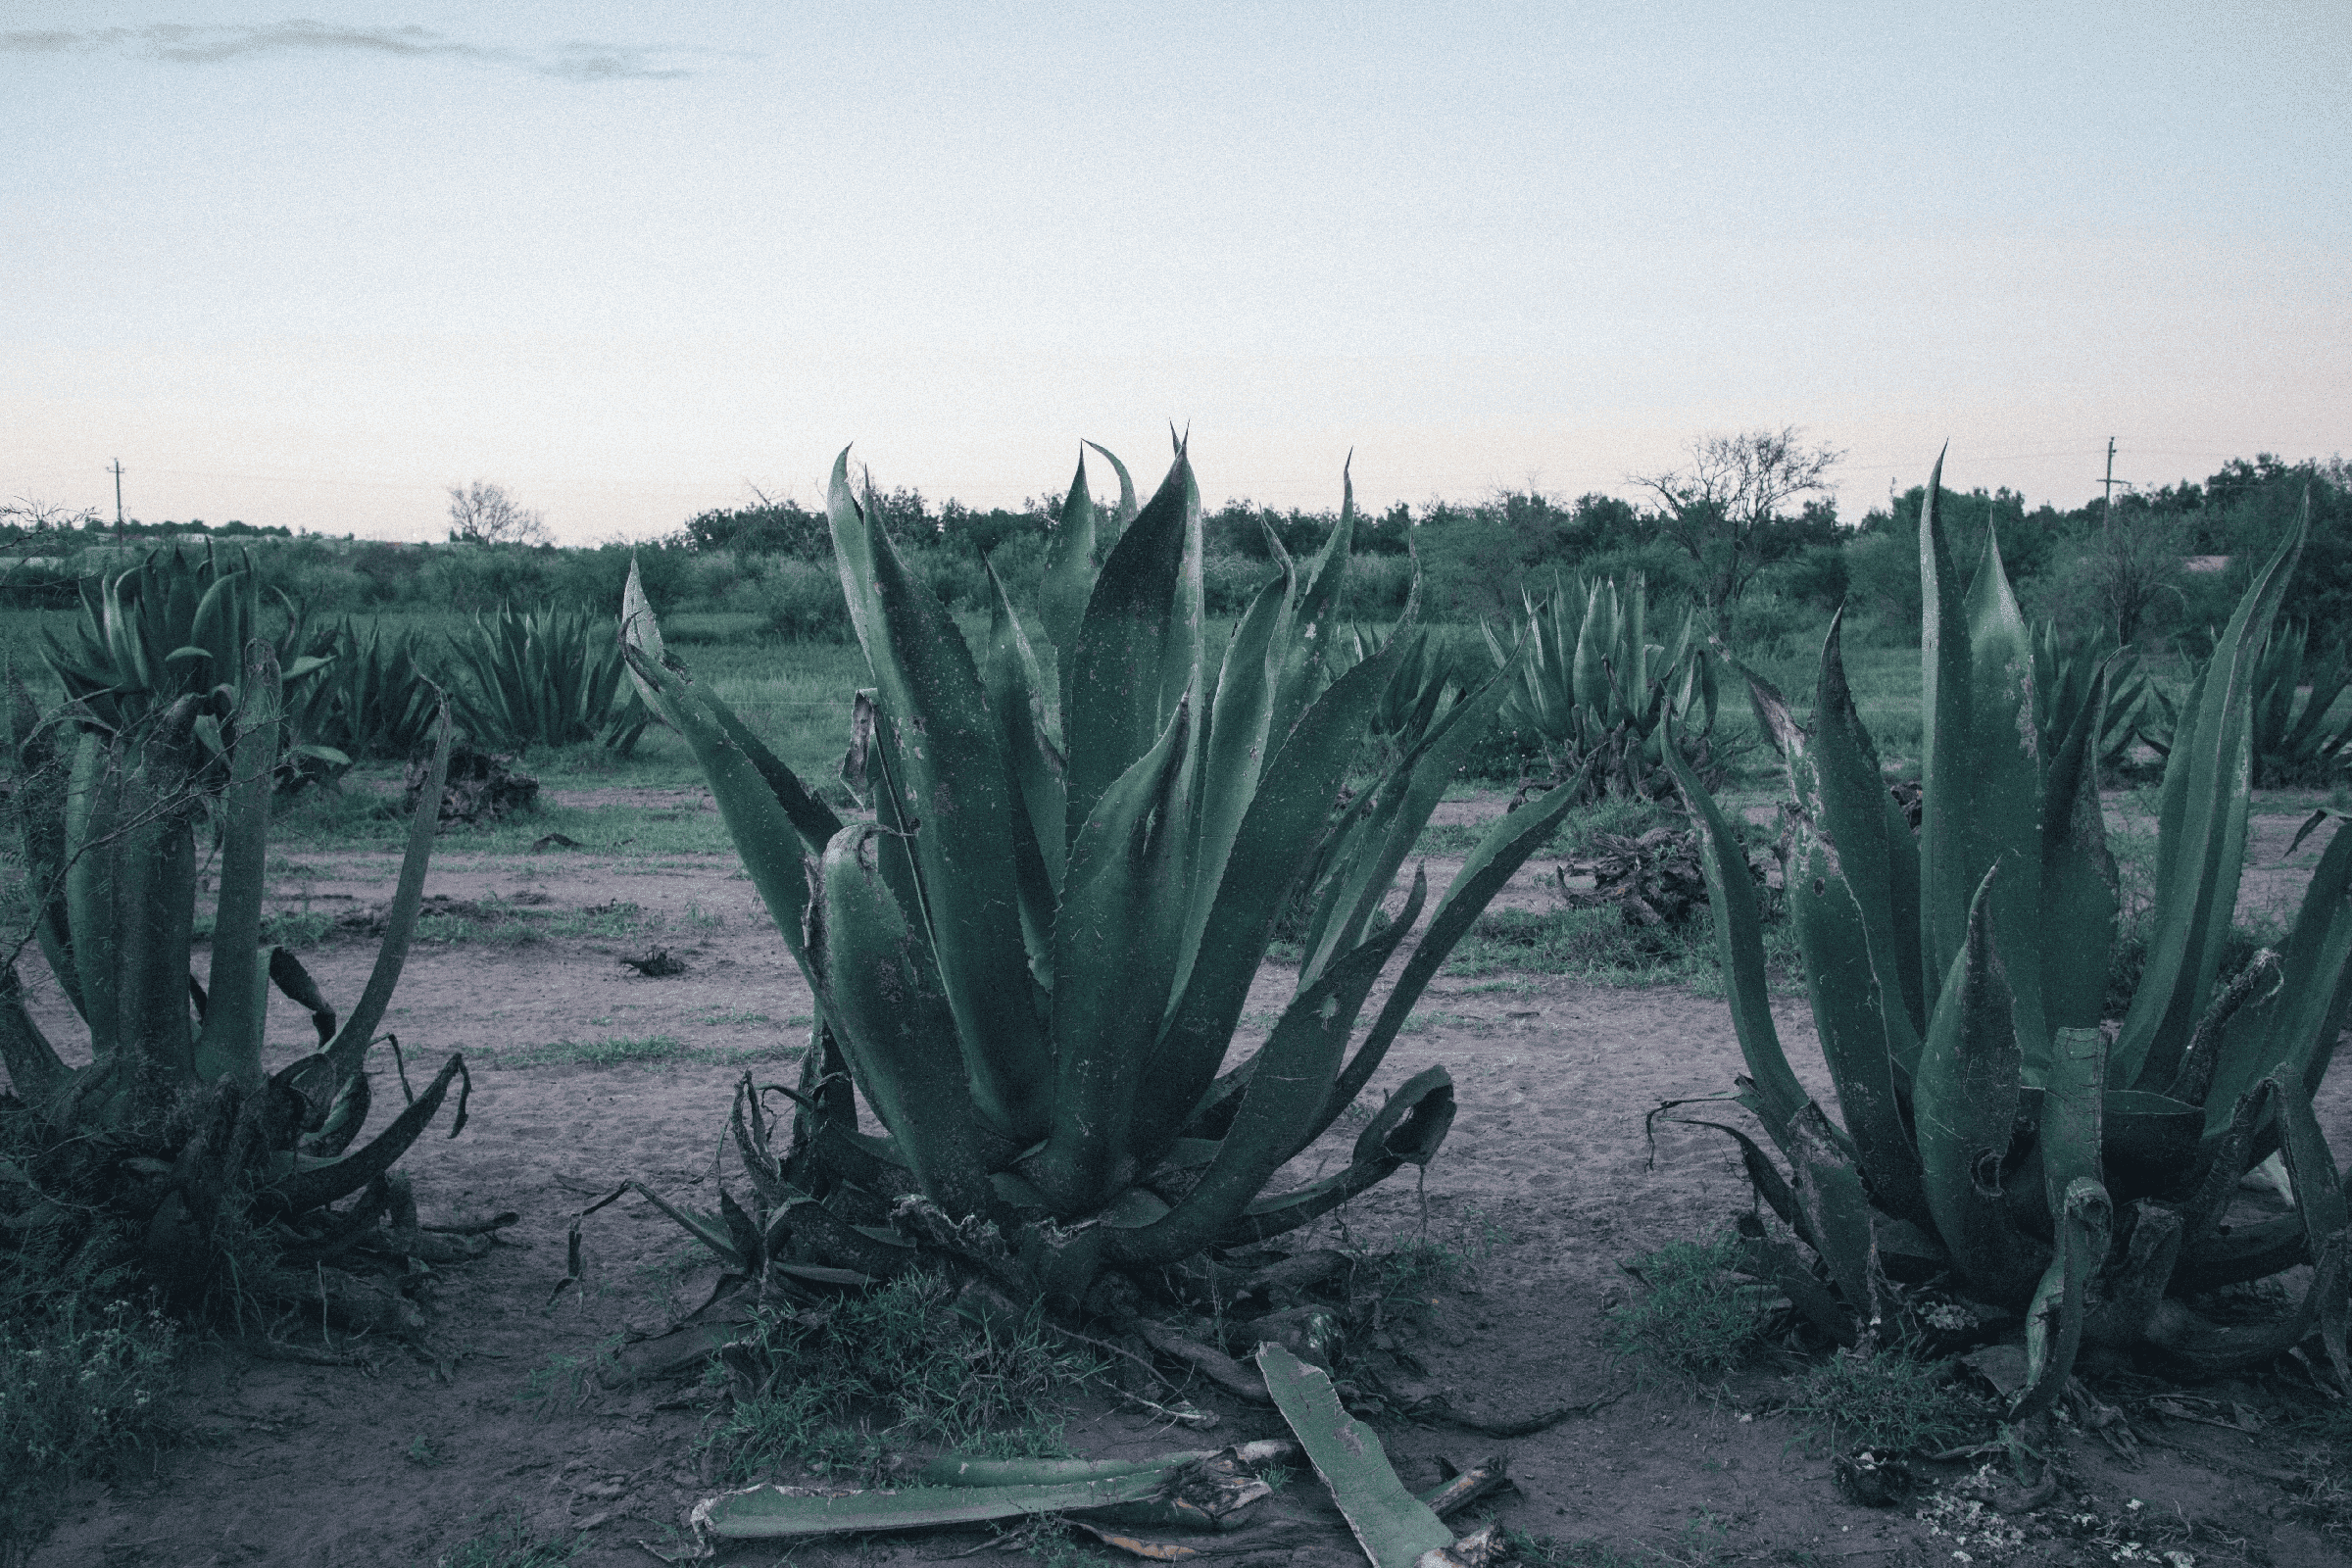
0, 20, 700, 79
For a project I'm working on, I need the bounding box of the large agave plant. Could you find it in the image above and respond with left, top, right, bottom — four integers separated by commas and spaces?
1482, 572, 1721, 800
615, 443, 1579, 1316
449, 603, 651, 755
1670, 459, 2351, 1418
1, 653, 475, 1330
40, 543, 349, 790
2143, 621, 2352, 788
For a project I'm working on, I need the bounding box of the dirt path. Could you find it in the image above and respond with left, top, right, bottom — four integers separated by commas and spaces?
13, 795, 2351, 1567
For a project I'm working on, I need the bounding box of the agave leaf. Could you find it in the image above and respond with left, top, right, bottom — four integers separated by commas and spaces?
1172, 566, 1294, 1001
8, 680, 84, 1024
691, 1469, 1186, 1542
1117, 874, 1427, 1266
195, 642, 282, 1085
1917, 448, 1974, 1001
2039, 665, 2119, 1035
1087, 438, 1140, 529
980, 559, 1065, 992
1039, 451, 1098, 710
1812, 612, 1928, 1045
1788, 1103, 1886, 1339
1298, 643, 1511, 991
916, 1440, 1297, 1490
1912, 870, 2043, 1300
2205, 813, 2352, 1127
2273, 1071, 2352, 1388
2010, 1177, 2112, 1423
1735, 1212, 1857, 1345
1662, 711, 1808, 1148
1030, 700, 1194, 1211
2148, 1233, 2345, 1378
825, 465, 1054, 1139
1064, 450, 1200, 842
325, 703, 451, 1078
2040, 1027, 2107, 1217
1758, 656, 1929, 1227
1256, 1343, 1456, 1568
1958, 524, 2049, 1074
1132, 632, 1416, 1159
1264, 464, 1356, 752
816, 826, 998, 1217
2114, 519, 2302, 1089
65, 731, 122, 1054
1298, 750, 1590, 1154
267, 1054, 468, 1213
1215, 1066, 1456, 1247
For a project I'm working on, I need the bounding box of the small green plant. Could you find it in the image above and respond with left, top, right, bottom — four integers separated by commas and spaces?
1605, 1228, 1773, 1378
1782, 1344, 1989, 1454
434, 1512, 583, 1568
405, 1434, 443, 1467
700, 1270, 1099, 1484
0, 1298, 180, 1560
519, 1342, 615, 1414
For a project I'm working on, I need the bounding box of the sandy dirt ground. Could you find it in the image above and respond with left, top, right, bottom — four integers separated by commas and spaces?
13, 788, 2350, 1567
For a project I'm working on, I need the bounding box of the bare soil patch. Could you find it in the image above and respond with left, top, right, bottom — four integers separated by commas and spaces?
13, 791, 2349, 1567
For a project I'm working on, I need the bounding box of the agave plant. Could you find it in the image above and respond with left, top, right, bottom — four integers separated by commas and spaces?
448, 603, 651, 755
613, 442, 1580, 1316
2031, 622, 2148, 775
1328, 623, 1462, 765
1482, 572, 1721, 800
1669, 460, 2351, 1417
1, 653, 475, 1331
285, 618, 446, 762
2143, 621, 2352, 788
39, 543, 349, 791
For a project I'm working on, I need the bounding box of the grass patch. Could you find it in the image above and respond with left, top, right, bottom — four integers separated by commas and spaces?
480, 1035, 802, 1070
1605, 1228, 1773, 1378
701, 1271, 1101, 1484
1782, 1345, 1990, 1454
545, 900, 646, 938
434, 1511, 584, 1568
257, 908, 335, 949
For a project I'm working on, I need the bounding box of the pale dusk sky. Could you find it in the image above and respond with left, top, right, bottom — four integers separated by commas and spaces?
5, 2, 2345, 541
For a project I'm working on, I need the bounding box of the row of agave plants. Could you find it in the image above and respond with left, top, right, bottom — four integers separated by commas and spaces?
36, 543, 650, 787
0, 439, 2345, 1515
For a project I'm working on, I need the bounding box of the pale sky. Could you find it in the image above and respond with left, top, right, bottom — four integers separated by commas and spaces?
5, 2, 2346, 543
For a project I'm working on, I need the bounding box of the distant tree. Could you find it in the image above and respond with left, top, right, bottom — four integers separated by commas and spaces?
446, 480, 548, 546
1630, 427, 1843, 640
0, 496, 101, 533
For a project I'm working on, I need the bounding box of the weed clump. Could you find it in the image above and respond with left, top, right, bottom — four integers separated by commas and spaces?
700, 1271, 1100, 1484
1605, 1228, 1773, 1378
0, 1298, 180, 1563
1783, 1344, 1989, 1455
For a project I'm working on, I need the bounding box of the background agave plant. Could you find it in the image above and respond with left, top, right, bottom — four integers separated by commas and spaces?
1, 653, 476, 1333
2142, 620, 2352, 788
1482, 572, 1722, 800
284, 618, 446, 762
448, 603, 651, 755
2031, 623, 2148, 776
39, 543, 350, 792
1670, 459, 2351, 1420
614, 442, 1581, 1317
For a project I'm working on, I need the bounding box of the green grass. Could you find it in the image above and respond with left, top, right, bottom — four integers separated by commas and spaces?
434, 1512, 583, 1568
1605, 1228, 1774, 1379
478, 1035, 802, 1070
699, 1271, 1101, 1484
1782, 1345, 1991, 1455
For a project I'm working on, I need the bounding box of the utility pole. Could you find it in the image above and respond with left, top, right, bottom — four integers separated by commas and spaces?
109, 460, 124, 544
2100, 438, 2118, 540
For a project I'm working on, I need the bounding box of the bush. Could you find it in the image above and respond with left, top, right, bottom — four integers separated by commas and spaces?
745, 559, 854, 642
